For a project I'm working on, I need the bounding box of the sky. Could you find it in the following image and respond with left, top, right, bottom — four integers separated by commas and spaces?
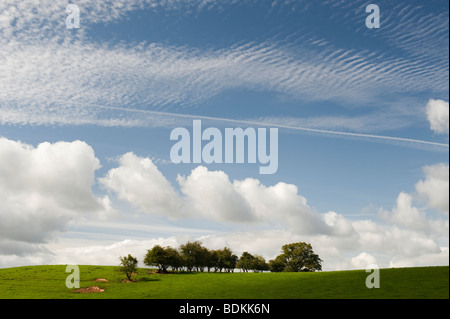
0, 0, 449, 271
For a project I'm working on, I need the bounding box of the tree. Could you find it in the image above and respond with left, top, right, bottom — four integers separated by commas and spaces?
271, 242, 322, 272
252, 254, 269, 272
119, 254, 138, 281
237, 252, 255, 273
268, 255, 285, 272
216, 247, 239, 272
205, 249, 217, 272
197, 245, 212, 272
180, 241, 209, 272
214, 248, 238, 272
238, 252, 269, 272
222, 248, 238, 273
144, 245, 181, 273
166, 247, 184, 272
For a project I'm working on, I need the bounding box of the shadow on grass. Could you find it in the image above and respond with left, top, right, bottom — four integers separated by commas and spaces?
144, 270, 200, 275
138, 277, 161, 282
148, 270, 236, 275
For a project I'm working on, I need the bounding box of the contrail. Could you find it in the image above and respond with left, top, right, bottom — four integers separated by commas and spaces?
100, 106, 450, 149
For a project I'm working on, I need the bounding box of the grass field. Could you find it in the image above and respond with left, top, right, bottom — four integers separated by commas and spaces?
0, 265, 448, 299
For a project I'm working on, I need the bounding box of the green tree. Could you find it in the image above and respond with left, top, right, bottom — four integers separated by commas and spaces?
237, 252, 255, 273
268, 255, 285, 272
166, 247, 184, 272
225, 250, 238, 273
252, 254, 269, 272
119, 254, 138, 281
144, 245, 179, 273
180, 241, 209, 272
214, 248, 238, 272
205, 249, 218, 273
274, 242, 322, 272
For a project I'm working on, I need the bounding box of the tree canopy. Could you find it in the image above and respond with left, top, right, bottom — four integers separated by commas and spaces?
119, 254, 138, 280
237, 252, 269, 272
179, 241, 210, 272
144, 245, 183, 273
269, 242, 322, 272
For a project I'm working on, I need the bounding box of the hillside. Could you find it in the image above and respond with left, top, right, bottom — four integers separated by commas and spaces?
0, 265, 448, 299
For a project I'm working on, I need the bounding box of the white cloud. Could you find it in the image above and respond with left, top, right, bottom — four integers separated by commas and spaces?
234, 178, 330, 234
99, 152, 183, 218
0, 137, 113, 254
375, 163, 449, 259
380, 192, 430, 232
1, 224, 447, 270
426, 99, 449, 135
415, 163, 449, 213
351, 252, 377, 269
95, 154, 449, 270
0, 237, 181, 268
389, 247, 449, 268
103, 161, 330, 232
323, 211, 356, 237
0, 2, 447, 132
178, 167, 255, 223
0, 140, 447, 270
51, 238, 181, 267
4, 222, 445, 270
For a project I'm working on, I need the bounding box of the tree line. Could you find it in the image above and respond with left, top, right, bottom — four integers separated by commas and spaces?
119, 241, 322, 280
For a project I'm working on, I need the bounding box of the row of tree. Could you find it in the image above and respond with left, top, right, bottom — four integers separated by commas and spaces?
120, 241, 322, 279
144, 241, 239, 273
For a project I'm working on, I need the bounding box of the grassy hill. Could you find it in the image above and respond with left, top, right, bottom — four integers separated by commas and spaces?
0, 265, 448, 299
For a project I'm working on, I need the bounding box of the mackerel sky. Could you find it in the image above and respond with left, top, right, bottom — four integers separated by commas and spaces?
0, 0, 448, 270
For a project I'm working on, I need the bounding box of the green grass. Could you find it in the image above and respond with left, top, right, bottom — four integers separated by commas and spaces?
0, 265, 448, 299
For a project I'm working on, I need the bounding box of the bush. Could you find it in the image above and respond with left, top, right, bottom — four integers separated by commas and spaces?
119, 254, 138, 280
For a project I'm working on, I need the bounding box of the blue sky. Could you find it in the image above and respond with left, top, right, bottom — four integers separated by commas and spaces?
0, 0, 448, 270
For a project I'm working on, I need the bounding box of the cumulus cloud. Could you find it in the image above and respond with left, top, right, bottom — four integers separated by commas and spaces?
99, 152, 183, 218
351, 252, 377, 269
97, 153, 449, 269
372, 165, 448, 265
426, 99, 449, 135
178, 167, 255, 223
1, 140, 448, 270
103, 161, 330, 233
0, 137, 113, 255
234, 178, 330, 234
380, 192, 430, 232
415, 163, 449, 213
377, 163, 448, 254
